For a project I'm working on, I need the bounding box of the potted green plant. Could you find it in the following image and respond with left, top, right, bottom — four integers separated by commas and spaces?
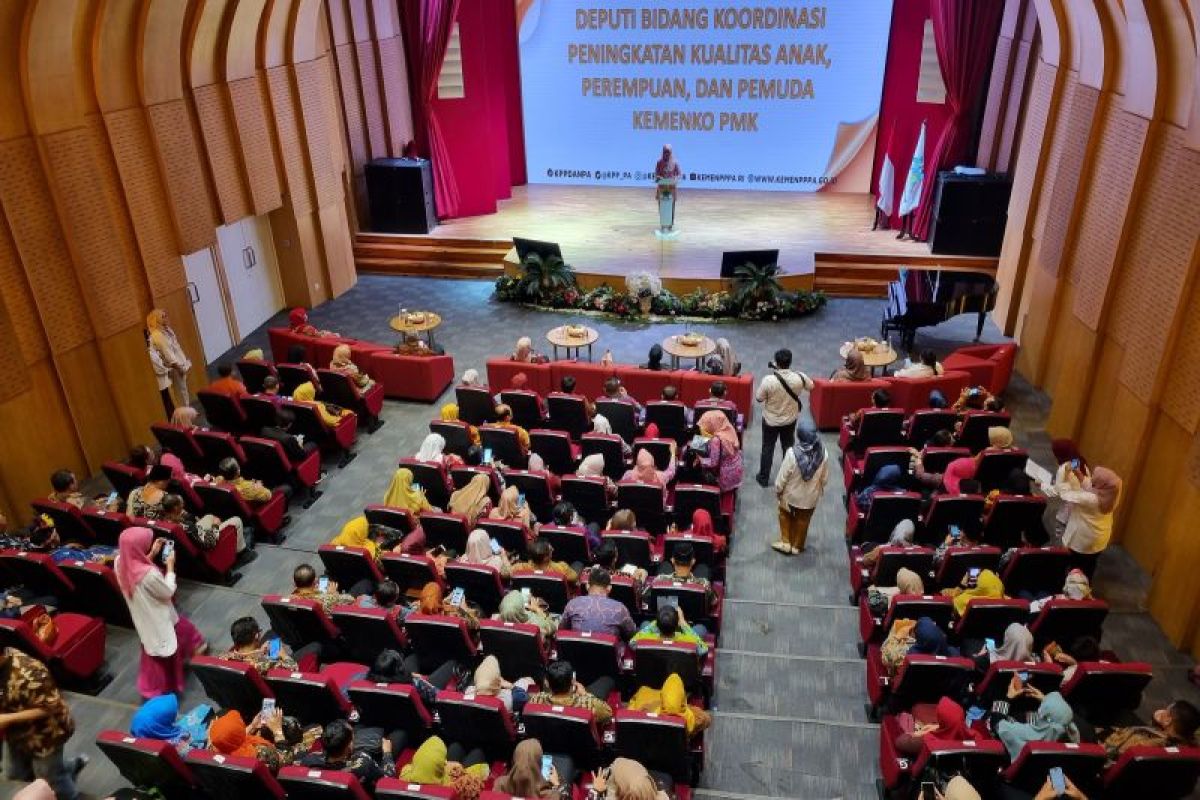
517, 252, 576, 303
731, 262, 784, 311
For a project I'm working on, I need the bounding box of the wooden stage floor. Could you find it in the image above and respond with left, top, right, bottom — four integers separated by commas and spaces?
428, 184, 942, 285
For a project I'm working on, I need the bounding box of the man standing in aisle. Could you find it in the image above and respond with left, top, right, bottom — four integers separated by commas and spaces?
754, 348, 813, 487
0, 647, 86, 799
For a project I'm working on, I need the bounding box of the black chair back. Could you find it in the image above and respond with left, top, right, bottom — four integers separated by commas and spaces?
594, 399, 638, 443
455, 386, 497, 426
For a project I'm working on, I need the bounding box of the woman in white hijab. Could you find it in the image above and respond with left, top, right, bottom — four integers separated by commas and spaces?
591, 414, 632, 457
576, 453, 617, 498
460, 368, 481, 386
459, 528, 511, 578
415, 432, 462, 468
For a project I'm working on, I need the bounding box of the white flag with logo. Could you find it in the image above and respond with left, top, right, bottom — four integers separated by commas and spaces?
898, 121, 926, 216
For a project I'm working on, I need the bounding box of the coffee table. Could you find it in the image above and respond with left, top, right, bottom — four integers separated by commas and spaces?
547, 325, 599, 361
839, 341, 898, 376
390, 311, 442, 348
662, 333, 716, 370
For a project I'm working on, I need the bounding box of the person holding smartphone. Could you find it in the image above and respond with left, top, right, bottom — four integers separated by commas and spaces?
492, 737, 567, 797
458, 529, 512, 578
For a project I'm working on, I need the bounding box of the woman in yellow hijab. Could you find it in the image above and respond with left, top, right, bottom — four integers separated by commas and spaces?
329, 515, 377, 559
440, 403, 480, 446
293, 381, 352, 427
398, 735, 488, 793
945, 569, 1006, 616
146, 309, 192, 406
628, 673, 711, 737
448, 474, 493, 527
383, 468, 435, 513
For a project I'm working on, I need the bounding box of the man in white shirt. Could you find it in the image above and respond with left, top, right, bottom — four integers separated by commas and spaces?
754, 348, 813, 486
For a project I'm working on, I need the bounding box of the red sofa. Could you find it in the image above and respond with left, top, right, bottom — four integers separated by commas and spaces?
885, 370, 970, 414
550, 361, 615, 399
486, 359, 555, 396
809, 378, 891, 430
943, 343, 1017, 395
370, 352, 455, 402
616, 366, 683, 403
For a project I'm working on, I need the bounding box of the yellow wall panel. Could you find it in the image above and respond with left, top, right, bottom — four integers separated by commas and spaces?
53, 342, 130, 471
147, 100, 218, 254
1123, 415, 1193, 573
0, 212, 47, 364
228, 76, 283, 215
192, 83, 253, 224
267, 67, 318, 214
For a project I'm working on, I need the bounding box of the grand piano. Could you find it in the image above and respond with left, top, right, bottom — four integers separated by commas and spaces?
882, 268, 998, 350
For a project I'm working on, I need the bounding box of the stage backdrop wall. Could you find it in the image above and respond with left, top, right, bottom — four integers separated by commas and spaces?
516, 0, 892, 192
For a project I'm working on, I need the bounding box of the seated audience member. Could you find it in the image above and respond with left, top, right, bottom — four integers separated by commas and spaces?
216, 457, 285, 505
854, 464, 905, 513
367, 647, 455, 693
49, 469, 118, 511
208, 363, 248, 397
585, 541, 648, 591
24, 518, 115, 565
506, 372, 546, 413
460, 529, 512, 578
683, 508, 727, 556
493, 404, 532, 456
693, 410, 743, 492
415, 432, 463, 471
130, 693, 189, 752
995, 690, 1080, 760
291, 563, 355, 612
866, 566, 924, 610
641, 344, 665, 371
894, 349, 943, 379
448, 473, 493, 528
1028, 569, 1092, 612
383, 467, 437, 514
220, 616, 306, 673
600, 376, 642, 413
953, 385, 995, 412
831, 349, 870, 382
1101, 701, 1200, 760
709, 337, 740, 376
286, 345, 321, 384
695, 379, 741, 421
292, 381, 353, 428
1040, 636, 1101, 683
514, 538, 579, 585
931, 522, 983, 568
259, 376, 284, 407
329, 344, 375, 390
633, 605, 708, 656
621, 446, 677, 486
576, 454, 619, 503
498, 589, 556, 640
773, 424, 829, 555
909, 432, 956, 491
299, 719, 394, 791
911, 615, 958, 657
559, 568, 636, 639
659, 542, 717, 610
589, 758, 671, 800
489, 486, 535, 531
943, 456, 980, 494
396, 334, 442, 356
927, 389, 949, 409
330, 515, 383, 562
418, 582, 480, 641
126, 464, 174, 520
845, 388, 892, 431
607, 508, 638, 532
861, 520, 916, 569
881, 615, 960, 674
629, 673, 711, 737
441, 402, 482, 446
985, 426, 1016, 452
209, 708, 288, 771
288, 307, 337, 338
127, 444, 158, 472
893, 697, 979, 758
171, 405, 201, 431
944, 569, 1005, 616
972, 622, 1034, 672
398, 736, 489, 793
259, 408, 317, 462
161, 493, 248, 554
512, 336, 548, 364
356, 580, 404, 615
526, 659, 614, 724
493, 739, 565, 799
986, 471, 1036, 518
459, 368, 482, 387
471, 655, 527, 713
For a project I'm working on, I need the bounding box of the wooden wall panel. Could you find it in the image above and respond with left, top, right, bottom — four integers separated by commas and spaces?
103, 107, 187, 298
1032, 82, 1098, 277
0, 292, 28, 403
42, 123, 144, 337
977, 33, 1013, 169
146, 100, 217, 253
0, 214, 47, 363
377, 36, 412, 154
355, 40, 387, 158
266, 67, 317, 214
997, 40, 1035, 174
1123, 414, 1193, 572
295, 57, 342, 209
0, 137, 93, 353
228, 76, 283, 214
53, 342, 128, 469
1163, 280, 1200, 433
192, 83, 253, 223
1031, 76, 1076, 237
333, 44, 370, 172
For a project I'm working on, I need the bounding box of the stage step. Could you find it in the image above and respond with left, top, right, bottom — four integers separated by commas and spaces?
812, 276, 890, 298
354, 242, 508, 264
811, 251, 998, 298
353, 232, 512, 279
356, 232, 513, 250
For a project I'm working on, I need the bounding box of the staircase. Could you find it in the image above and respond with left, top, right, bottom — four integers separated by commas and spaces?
813, 252, 998, 298
353, 233, 512, 279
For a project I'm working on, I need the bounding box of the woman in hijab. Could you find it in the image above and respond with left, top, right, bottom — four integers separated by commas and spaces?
209, 708, 284, 771
329, 345, 373, 390
449, 474, 493, 528
116, 527, 206, 698
831, 349, 870, 382
415, 433, 462, 474
621, 447, 677, 487
591, 757, 670, 800
694, 410, 744, 493
911, 616, 958, 657
398, 735, 489, 789
293, 382, 353, 427
1056, 464, 1121, 579
712, 338, 739, 376
628, 673, 711, 738
147, 309, 192, 407
288, 307, 320, 336
460, 529, 511, 578
946, 569, 1005, 617
498, 589, 556, 639
641, 344, 665, 371
927, 389, 949, 409
472, 655, 526, 712
577, 453, 618, 498
996, 691, 1079, 760
493, 738, 562, 798
975, 622, 1034, 672
130, 693, 186, 749
685, 509, 727, 555
854, 464, 904, 513
986, 426, 1015, 451
772, 424, 829, 555
417, 582, 480, 640
440, 402, 481, 446
489, 486, 536, 531
861, 519, 916, 568
894, 697, 979, 757
943, 456, 979, 494
383, 468, 436, 514
170, 405, 200, 431
330, 515, 378, 560
869, 565, 926, 609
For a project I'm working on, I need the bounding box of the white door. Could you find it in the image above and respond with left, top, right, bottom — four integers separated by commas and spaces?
216, 216, 284, 339
182, 248, 234, 364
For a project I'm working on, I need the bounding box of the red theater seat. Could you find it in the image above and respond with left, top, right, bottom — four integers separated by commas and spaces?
0, 611, 106, 683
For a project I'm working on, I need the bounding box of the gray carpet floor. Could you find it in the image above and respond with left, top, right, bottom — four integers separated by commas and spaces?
14, 274, 1198, 800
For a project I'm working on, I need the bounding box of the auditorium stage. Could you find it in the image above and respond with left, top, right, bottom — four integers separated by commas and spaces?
355, 184, 998, 296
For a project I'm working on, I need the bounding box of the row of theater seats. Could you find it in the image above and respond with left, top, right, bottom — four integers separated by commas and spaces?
843, 407, 1012, 455
809, 343, 1018, 428
202, 369, 384, 436
266, 326, 455, 403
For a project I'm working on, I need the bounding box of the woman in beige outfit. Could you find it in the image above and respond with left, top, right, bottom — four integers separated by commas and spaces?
772, 424, 829, 554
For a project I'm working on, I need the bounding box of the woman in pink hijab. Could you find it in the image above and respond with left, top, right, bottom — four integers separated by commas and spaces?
694, 410, 744, 492
621, 446, 677, 487
116, 527, 206, 697
1056, 464, 1122, 579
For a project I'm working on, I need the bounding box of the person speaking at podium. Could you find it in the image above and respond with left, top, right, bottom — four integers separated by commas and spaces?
654, 144, 681, 233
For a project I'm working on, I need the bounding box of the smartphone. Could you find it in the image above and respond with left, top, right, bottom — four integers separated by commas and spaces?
965, 706, 985, 725
268, 637, 281, 660
448, 587, 465, 607
984, 637, 997, 652
949, 525, 962, 540
483, 447, 493, 465
1070, 458, 1080, 470
517, 492, 526, 508
412, 482, 422, 494
1018, 671, 1030, 683
540, 754, 553, 781
1049, 766, 1066, 794
107, 491, 119, 505
920, 782, 935, 800
489, 538, 502, 555
261, 697, 276, 717
318, 575, 329, 593
967, 567, 981, 584
520, 586, 531, 602
161, 540, 174, 561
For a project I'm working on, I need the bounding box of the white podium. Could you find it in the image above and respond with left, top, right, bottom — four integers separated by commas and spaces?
655, 177, 678, 238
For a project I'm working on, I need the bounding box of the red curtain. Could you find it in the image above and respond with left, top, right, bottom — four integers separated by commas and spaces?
401, 0, 463, 219
911, 0, 1004, 239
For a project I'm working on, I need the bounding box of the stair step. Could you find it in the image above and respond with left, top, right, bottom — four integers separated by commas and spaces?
812, 264, 902, 281
813, 276, 890, 298
355, 257, 504, 278
353, 243, 509, 264
356, 233, 513, 250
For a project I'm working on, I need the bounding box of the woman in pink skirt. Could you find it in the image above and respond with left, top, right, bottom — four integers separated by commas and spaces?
115, 527, 206, 697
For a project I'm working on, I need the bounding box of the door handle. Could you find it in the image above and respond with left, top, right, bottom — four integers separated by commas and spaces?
248, 246, 257, 267
242, 247, 252, 269
186, 282, 199, 304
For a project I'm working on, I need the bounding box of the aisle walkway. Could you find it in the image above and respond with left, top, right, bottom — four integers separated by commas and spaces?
13, 276, 1196, 799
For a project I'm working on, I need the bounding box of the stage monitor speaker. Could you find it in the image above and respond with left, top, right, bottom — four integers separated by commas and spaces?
365, 157, 437, 234
720, 249, 780, 278
513, 237, 563, 263
928, 171, 1012, 257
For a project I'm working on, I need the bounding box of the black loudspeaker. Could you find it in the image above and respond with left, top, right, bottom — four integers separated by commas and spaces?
365, 157, 437, 234
928, 171, 1012, 257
